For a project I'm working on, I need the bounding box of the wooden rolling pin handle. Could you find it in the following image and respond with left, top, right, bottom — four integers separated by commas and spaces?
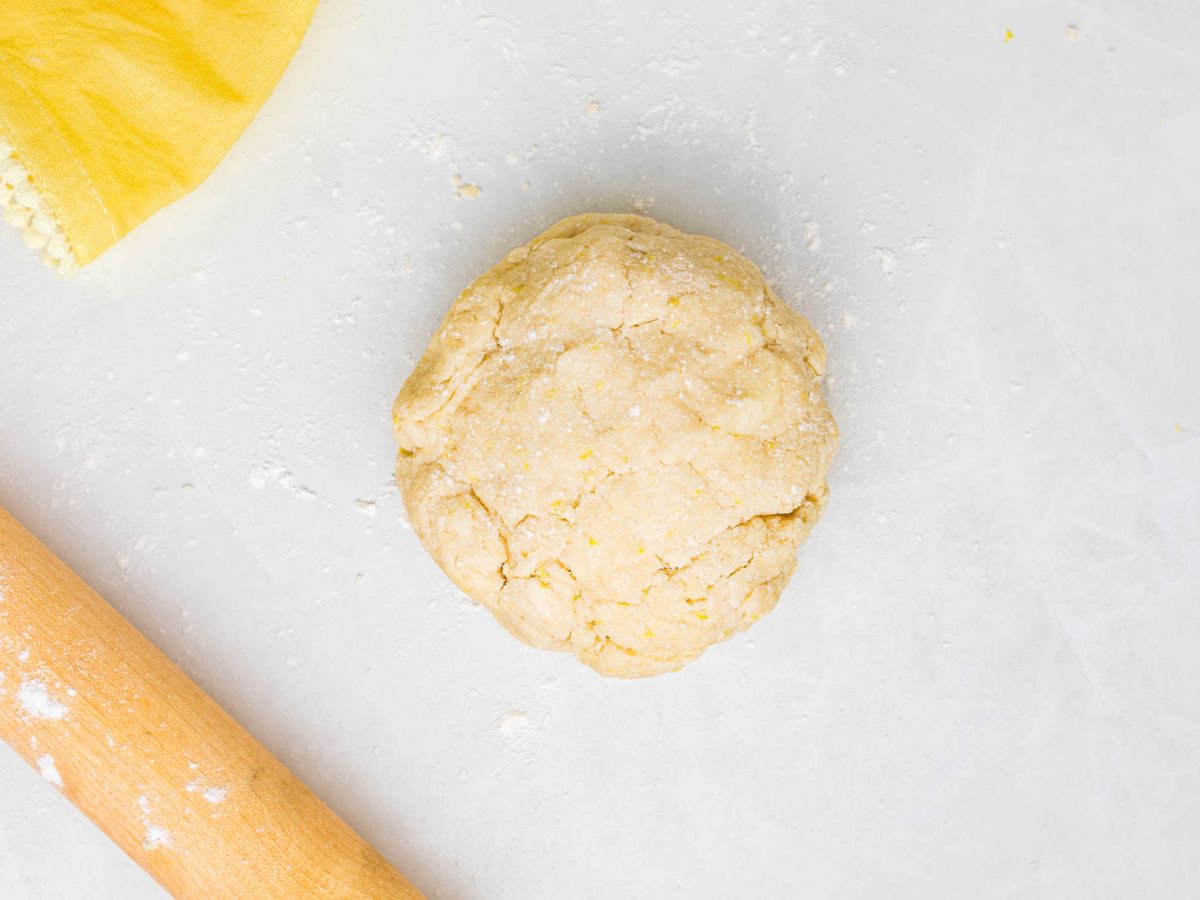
0, 504, 423, 899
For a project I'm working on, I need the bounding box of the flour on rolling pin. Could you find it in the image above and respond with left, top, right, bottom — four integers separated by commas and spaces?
3, 572, 76, 733
0, 506, 424, 897
1, 574, 71, 796
16, 678, 72, 720
138, 795, 173, 850
37, 754, 64, 787
185, 768, 230, 805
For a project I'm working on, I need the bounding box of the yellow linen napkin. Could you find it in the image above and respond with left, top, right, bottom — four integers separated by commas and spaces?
0, 1, 316, 272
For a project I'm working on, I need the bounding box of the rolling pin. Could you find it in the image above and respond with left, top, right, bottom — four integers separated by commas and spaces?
0, 503, 423, 898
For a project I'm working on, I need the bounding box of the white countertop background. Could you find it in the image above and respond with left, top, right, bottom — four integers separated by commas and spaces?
2, 1, 1199, 897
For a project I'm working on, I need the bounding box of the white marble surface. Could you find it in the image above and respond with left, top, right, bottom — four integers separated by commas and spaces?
2, 2, 1199, 897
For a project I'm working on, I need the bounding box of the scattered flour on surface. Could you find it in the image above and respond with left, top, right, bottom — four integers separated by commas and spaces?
17, 679, 68, 720
647, 56, 702, 78
804, 221, 821, 253
247, 458, 316, 500
875, 247, 898, 275
631, 194, 657, 214
743, 108, 761, 149
420, 133, 450, 161
497, 709, 529, 736
37, 754, 63, 788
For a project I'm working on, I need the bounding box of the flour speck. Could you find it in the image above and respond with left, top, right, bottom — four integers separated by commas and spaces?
143, 825, 172, 850
804, 221, 821, 253
17, 679, 69, 720
187, 774, 229, 804
632, 194, 657, 214
138, 795, 173, 850
37, 754, 63, 788
247, 458, 316, 500
497, 708, 529, 736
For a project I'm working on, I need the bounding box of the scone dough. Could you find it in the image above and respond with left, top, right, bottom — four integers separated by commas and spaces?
393, 214, 837, 677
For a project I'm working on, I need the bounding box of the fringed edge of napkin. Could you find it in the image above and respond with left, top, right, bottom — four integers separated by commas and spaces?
0, 136, 76, 275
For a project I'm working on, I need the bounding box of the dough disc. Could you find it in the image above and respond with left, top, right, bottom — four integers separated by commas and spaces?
393, 214, 837, 677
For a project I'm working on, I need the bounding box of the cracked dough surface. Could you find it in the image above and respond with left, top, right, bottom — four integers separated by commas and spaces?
393, 213, 837, 677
